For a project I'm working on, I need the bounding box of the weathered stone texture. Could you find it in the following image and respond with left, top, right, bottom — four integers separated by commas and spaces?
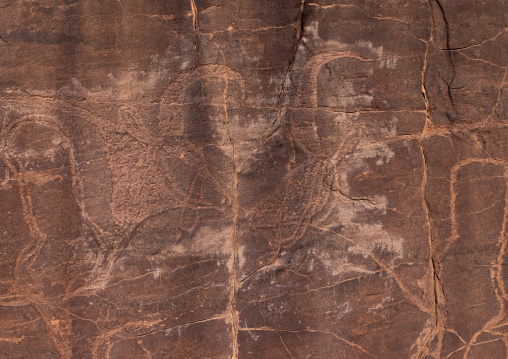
0, 0, 507, 358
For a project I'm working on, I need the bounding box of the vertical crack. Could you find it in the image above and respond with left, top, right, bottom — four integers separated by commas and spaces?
223, 71, 239, 358
417, 2, 446, 358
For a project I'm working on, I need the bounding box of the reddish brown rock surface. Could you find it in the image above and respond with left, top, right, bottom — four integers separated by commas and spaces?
1, 0, 507, 358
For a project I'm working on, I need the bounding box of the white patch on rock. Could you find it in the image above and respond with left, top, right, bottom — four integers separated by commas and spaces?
311, 138, 406, 277
380, 56, 398, 69
356, 40, 384, 59
348, 143, 395, 168
191, 225, 231, 255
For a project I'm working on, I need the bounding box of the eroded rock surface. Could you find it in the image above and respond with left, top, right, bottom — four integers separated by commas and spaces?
0, 0, 507, 358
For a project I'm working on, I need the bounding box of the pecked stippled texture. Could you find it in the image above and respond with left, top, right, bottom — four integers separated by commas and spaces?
0, 0, 507, 358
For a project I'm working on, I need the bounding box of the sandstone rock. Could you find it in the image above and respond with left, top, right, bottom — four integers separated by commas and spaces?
0, 0, 507, 358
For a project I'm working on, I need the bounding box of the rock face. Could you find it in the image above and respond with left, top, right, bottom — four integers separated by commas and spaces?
0, 0, 507, 358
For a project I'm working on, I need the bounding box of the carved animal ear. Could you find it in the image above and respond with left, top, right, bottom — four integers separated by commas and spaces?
6, 119, 82, 239
6, 119, 71, 172
288, 51, 370, 157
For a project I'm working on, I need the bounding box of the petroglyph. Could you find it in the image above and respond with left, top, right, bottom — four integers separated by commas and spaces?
1, 0, 507, 357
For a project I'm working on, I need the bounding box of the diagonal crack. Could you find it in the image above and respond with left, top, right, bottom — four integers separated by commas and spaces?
122, 314, 228, 339
240, 327, 378, 358
311, 224, 431, 314
442, 28, 508, 51
273, 0, 306, 125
